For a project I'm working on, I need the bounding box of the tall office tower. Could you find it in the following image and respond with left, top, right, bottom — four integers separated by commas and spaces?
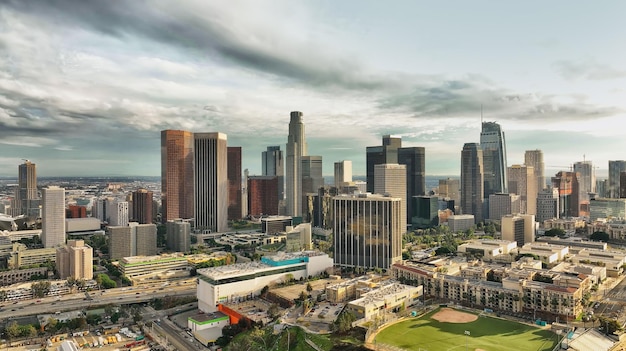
242, 168, 249, 217
551, 171, 579, 217
262, 146, 284, 200
620, 172, 626, 198
227, 146, 243, 221
107, 199, 129, 227
589, 198, 626, 221
609, 161, 626, 198
398, 146, 426, 225
131, 189, 153, 224
166, 219, 191, 253
108, 223, 157, 260
508, 164, 537, 215
247, 176, 279, 216
438, 178, 460, 207
596, 179, 608, 198
574, 161, 595, 196
366, 135, 402, 192
501, 214, 535, 247
333, 194, 402, 269
301, 155, 323, 194
93, 198, 107, 222
56, 239, 93, 280
16, 160, 38, 217
304, 186, 337, 229
194, 132, 228, 232
524, 150, 545, 192
161, 130, 194, 223
460, 143, 484, 224
413, 195, 439, 229
481, 122, 508, 200
286, 111, 307, 217
374, 163, 407, 231
536, 187, 560, 223
41, 186, 65, 248
488, 193, 520, 220
66, 205, 87, 219
334, 160, 353, 188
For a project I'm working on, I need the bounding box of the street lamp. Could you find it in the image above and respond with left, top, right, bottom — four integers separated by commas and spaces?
465, 330, 470, 351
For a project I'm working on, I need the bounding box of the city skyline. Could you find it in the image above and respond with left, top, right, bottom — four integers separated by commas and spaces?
1, 1, 625, 177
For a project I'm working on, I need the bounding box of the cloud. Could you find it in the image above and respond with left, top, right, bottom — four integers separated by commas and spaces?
553, 60, 626, 81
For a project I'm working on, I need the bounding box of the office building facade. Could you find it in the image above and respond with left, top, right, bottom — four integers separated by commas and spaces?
480, 121, 508, 197
461, 143, 484, 224
247, 176, 279, 216
609, 161, 626, 198
501, 214, 535, 247
56, 239, 93, 280
508, 164, 537, 215
16, 160, 39, 217
333, 194, 402, 269
536, 187, 560, 223
131, 189, 153, 224
374, 163, 407, 230
286, 111, 307, 217
262, 146, 284, 200
301, 155, 323, 195
366, 135, 401, 192
42, 186, 65, 248
398, 146, 426, 225
334, 160, 353, 189
166, 219, 191, 253
552, 171, 579, 217
227, 146, 243, 221
194, 132, 228, 232
524, 150, 545, 192
488, 193, 520, 221
161, 130, 194, 222
108, 223, 157, 260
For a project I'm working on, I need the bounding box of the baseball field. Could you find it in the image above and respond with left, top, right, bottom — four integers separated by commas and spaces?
374, 307, 558, 351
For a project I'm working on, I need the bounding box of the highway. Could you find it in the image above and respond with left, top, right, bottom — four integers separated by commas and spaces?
0, 279, 197, 320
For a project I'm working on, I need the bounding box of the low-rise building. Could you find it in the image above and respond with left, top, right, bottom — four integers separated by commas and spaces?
119, 253, 189, 284
197, 251, 332, 313
447, 215, 475, 232
569, 248, 626, 277
518, 243, 569, 268
457, 240, 518, 262
345, 282, 423, 321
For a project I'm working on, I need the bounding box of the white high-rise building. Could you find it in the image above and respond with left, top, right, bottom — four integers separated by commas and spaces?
574, 160, 595, 203
374, 163, 407, 231
42, 186, 66, 248
334, 160, 353, 189
107, 199, 129, 227
525, 150, 545, 192
508, 164, 537, 215
501, 214, 535, 247
286, 111, 307, 217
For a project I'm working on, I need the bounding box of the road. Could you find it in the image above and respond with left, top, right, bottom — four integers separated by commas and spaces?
0, 280, 197, 320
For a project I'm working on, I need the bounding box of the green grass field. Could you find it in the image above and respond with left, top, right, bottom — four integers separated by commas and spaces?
374, 308, 558, 351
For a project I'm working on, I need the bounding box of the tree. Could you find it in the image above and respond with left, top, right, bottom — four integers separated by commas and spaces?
306, 282, 313, 292
5, 321, 20, 342
0, 290, 7, 302
250, 326, 268, 350
544, 228, 565, 237
590, 231, 610, 242
31, 281, 51, 298
334, 311, 357, 334
267, 304, 280, 319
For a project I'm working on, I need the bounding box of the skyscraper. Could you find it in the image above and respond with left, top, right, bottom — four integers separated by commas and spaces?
398, 146, 426, 224
438, 178, 460, 209
194, 132, 228, 232
161, 130, 194, 223
166, 219, 191, 253
508, 164, 537, 215
334, 160, 353, 189
552, 171, 579, 217
107, 199, 129, 227
16, 160, 39, 217
374, 163, 407, 231
366, 135, 401, 192
536, 187, 559, 223
461, 143, 484, 224
301, 155, 323, 194
333, 193, 402, 269
608, 161, 626, 198
108, 223, 157, 260
286, 111, 307, 217
131, 189, 153, 224
227, 146, 243, 221
262, 146, 284, 200
248, 176, 279, 216
574, 160, 595, 215
480, 121, 508, 197
524, 150, 545, 192
42, 186, 65, 248
501, 214, 535, 247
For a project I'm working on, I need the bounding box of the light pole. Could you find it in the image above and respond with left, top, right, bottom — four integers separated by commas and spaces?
465, 330, 470, 351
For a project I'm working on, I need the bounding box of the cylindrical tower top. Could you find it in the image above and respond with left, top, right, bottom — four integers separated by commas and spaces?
290, 111, 303, 123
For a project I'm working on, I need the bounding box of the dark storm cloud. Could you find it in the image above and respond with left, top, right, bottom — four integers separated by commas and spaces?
3, 0, 393, 91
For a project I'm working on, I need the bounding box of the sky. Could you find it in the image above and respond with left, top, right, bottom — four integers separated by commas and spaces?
1, 1, 625, 178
